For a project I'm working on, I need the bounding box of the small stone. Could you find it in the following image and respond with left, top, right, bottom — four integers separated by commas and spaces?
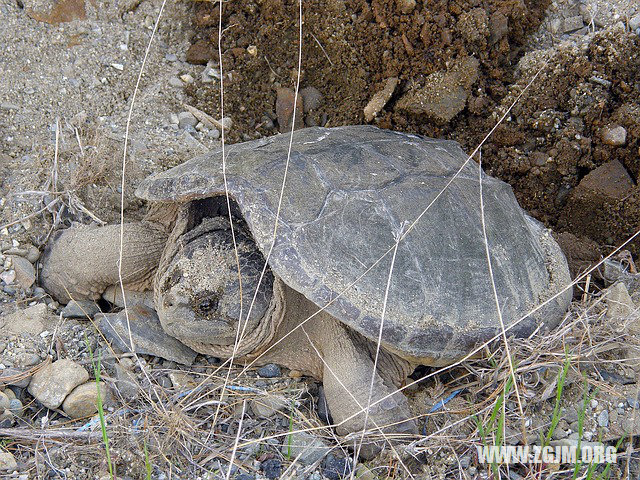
9, 256, 35, 288
605, 282, 637, 324
322, 454, 352, 479
168, 372, 197, 390
629, 14, 640, 31
591, 399, 599, 409
28, 359, 89, 409
627, 397, 640, 409
597, 409, 609, 428
26, 246, 40, 263
178, 111, 198, 129
398, 0, 416, 14
276, 88, 304, 132
97, 304, 197, 365
111, 63, 124, 71
363, 77, 398, 122
3, 389, 14, 400
168, 77, 183, 88
258, 364, 281, 378
180, 74, 194, 84
165, 53, 178, 62
61, 300, 101, 319
395, 56, 479, 124
0, 391, 9, 411
583, 431, 593, 441
601, 125, 627, 146
0, 303, 49, 335
0, 451, 17, 471
247, 45, 257, 56
14, 352, 40, 368
282, 431, 331, 465
261, 458, 281, 479
8, 399, 23, 417
62, 381, 108, 419
562, 16, 584, 33
114, 363, 138, 400
0, 367, 32, 388
0, 270, 15, 285
250, 394, 288, 418
300, 87, 323, 112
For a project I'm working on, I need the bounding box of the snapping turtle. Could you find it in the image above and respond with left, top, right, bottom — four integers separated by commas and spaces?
42, 125, 571, 445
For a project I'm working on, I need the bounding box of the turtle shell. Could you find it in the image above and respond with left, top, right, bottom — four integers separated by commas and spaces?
137, 126, 571, 364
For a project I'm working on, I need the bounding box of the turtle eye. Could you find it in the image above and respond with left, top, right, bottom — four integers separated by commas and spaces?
197, 296, 219, 315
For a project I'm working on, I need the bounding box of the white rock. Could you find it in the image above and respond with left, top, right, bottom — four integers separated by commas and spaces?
250, 393, 289, 418
601, 125, 627, 146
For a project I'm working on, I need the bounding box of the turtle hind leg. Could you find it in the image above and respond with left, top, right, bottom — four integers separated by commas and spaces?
310, 317, 418, 459
41, 222, 168, 304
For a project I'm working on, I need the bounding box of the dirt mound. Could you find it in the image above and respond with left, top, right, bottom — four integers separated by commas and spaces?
183, 1, 640, 268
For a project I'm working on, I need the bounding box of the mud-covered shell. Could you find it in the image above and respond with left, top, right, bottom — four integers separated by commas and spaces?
136, 126, 571, 364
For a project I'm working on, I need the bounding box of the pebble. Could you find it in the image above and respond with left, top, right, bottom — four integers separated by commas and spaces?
61, 300, 101, 319
97, 304, 197, 365
28, 359, 89, 409
178, 111, 198, 129
562, 16, 584, 33
261, 458, 281, 479
114, 363, 139, 400
0, 367, 32, 388
300, 87, 323, 113
276, 87, 304, 132
168, 77, 183, 88
111, 63, 124, 71
0, 451, 17, 472
597, 409, 609, 428
630, 14, 640, 31
397, 0, 416, 14
601, 125, 627, 146
591, 399, 599, 409
322, 454, 352, 479
0, 303, 48, 335
14, 352, 40, 368
282, 431, 331, 465
605, 282, 637, 325
9, 256, 35, 289
0, 270, 15, 285
250, 393, 288, 418
165, 53, 178, 62
62, 381, 108, 419
8, 399, 23, 417
180, 74, 194, 84
257, 364, 281, 378
26, 246, 40, 263
363, 77, 398, 122
0, 391, 9, 411
627, 396, 640, 409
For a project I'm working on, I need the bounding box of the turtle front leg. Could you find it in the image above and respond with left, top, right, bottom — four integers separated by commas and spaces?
305, 315, 418, 457
41, 222, 168, 303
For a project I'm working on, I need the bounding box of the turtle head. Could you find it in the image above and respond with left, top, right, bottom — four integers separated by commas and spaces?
156, 214, 275, 352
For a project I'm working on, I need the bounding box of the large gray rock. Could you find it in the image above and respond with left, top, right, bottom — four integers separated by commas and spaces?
97, 304, 197, 365
28, 359, 89, 409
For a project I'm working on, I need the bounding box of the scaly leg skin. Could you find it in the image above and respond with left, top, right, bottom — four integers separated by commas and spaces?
264, 286, 417, 459
41, 222, 168, 304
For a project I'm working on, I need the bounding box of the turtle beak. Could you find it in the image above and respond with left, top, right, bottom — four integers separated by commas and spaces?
157, 288, 238, 346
